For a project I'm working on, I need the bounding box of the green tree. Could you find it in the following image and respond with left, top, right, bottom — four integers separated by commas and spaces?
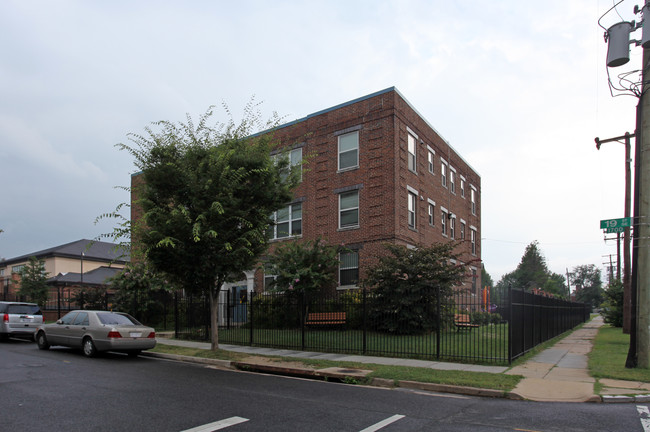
16, 257, 49, 307
481, 264, 494, 289
120, 104, 299, 349
362, 242, 470, 335
572, 264, 603, 309
514, 241, 550, 291
601, 279, 624, 327
266, 238, 340, 295
110, 263, 175, 326
543, 272, 568, 299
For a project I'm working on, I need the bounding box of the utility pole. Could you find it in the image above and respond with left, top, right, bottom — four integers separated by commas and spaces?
596, 132, 633, 332
637, 34, 650, 368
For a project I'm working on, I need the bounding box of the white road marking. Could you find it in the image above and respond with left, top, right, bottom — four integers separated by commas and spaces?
637, 405, 650, 432
180, 417, 249, 432
359, 414, 406, 432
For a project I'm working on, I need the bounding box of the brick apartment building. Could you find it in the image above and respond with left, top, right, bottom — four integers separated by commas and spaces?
132, 87, 481, 298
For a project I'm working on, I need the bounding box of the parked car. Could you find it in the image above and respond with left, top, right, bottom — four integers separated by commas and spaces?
35, 310, 156, 357
0, 301, 44, 341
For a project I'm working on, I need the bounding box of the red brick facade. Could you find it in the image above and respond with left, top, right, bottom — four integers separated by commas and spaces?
257, 87, 481, 293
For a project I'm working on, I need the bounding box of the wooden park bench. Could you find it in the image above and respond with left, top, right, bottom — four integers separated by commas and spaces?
305, 312, 346, 327
454, 313, 479, 331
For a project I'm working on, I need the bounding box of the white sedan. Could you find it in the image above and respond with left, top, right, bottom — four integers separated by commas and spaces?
35, 310, 156, 357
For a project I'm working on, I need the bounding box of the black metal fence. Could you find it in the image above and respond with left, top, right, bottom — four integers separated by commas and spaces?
170, 286, 590, 365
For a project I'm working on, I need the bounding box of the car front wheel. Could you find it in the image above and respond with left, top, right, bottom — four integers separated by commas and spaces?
36, 331, 50, 350
82, 337, 97, 358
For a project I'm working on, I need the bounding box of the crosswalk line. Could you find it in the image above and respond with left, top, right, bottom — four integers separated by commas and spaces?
359, 414, 406, 432
180, 416, 249, 432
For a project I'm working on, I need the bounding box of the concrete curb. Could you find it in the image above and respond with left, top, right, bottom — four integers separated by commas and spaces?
144, 351, 520, 400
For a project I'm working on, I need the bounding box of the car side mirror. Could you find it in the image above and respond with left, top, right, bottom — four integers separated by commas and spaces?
56, 320, 63, 324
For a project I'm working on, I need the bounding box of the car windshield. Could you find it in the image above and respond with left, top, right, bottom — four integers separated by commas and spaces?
96, 312, 140, 326
7, 304, 41, 315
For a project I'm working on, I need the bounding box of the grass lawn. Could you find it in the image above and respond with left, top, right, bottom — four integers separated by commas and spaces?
589, 325, 650, 383
211, 324, 510, 365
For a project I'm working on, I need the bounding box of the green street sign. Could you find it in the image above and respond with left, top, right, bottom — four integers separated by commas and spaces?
600, 217, 632, 230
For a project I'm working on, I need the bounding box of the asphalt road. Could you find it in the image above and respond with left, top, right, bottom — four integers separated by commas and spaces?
1, 338, 648, 432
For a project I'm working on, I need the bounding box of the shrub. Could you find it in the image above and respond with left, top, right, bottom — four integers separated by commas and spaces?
601, 280, 624, 327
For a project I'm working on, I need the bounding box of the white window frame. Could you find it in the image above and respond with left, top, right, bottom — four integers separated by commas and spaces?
339, 190, 360, 229
450, 167, 456, 194
427, 146, 435, 174
407, 132, 417, 173
407, 186, 418, 229
268, 202, 302, 240
338, 131, 359, 171
460, 175, 466, 198
460, 219, 466, 240
427, 198, 435, 226
470, 185, 477, 215
441, 207, 448, 236
470, 226, 477, 255
339, 250, 359, 289
441, 159, 448, 188
450, 214, 456, 239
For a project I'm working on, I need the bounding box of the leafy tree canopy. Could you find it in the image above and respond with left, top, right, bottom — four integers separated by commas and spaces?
266, 238, 340, 295
362, 242, 471, 334
494, 241, 568, 298
571, 264, 603, 309
118, 102, 300, 349
16, 257, 49, 307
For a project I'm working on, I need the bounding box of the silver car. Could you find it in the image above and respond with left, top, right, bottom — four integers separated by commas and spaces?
35, 310, 156, 357
0, 301, 44, 341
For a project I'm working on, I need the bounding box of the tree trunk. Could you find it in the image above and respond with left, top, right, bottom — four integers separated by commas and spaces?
209, 286, 220, 350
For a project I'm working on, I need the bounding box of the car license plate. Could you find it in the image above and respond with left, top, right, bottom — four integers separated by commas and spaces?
130, 332, 142, 338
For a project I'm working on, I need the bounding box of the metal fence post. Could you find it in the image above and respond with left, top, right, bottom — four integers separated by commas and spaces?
250, 291, 254, 345
362, 289, 367, 355
436, 284, 441, 360
508, 284, 513, 364
174, 291, 179, 338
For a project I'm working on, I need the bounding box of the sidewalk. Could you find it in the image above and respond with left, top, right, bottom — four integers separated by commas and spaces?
152, 316, 650, 403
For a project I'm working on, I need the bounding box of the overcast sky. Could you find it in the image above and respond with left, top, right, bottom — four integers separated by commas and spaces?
0, 0, 641, 284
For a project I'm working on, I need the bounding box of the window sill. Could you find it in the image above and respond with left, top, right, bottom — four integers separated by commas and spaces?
337, 166, 359, 174
338, 225, 360, 232
268, 235, 303, 243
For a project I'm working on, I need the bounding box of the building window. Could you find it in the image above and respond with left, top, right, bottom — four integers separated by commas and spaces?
268, 202, 302, 240
427, 148, 435, 174
471, 187, 477, 215
428, 201, 435, 226
471, 227, 477, 255
450, 215, 456, 239
441, 160, 448, 188
408, 133, 417, 172
338, 131, 359, 171
441, 209, 448, 236
339, 250, 359, 288
273, 147, 303, 182
11, 265, 24, 274
339, 190, 359, 229
408, 190, 417, 229
460, 176, 466, 198
460, 219, 466, 240
450, 168, 456, 194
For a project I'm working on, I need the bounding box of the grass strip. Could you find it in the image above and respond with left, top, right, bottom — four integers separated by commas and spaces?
150, 343, 521, 391
589, 325, 650, 383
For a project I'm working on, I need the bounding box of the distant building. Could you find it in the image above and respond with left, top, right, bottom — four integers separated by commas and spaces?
131, 87, 482, 299
0, 239, 129, 319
